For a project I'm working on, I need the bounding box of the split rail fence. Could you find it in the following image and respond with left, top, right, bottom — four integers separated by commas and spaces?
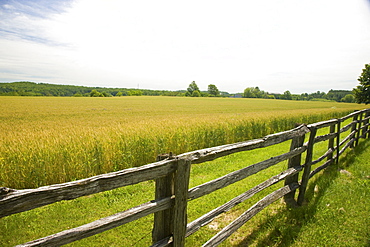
1, 109, 369, 246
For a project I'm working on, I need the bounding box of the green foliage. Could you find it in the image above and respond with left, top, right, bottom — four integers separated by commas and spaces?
121, 90, 131, 96
243, 87, 268, 98
354, 63, 370, 104
207, 84, 220, 97
101, 91, 112, 97
0, 82, 184, 97
191, 90, 201, 97
243, 87, 256, 98
326, 90, 351, 102
90, 89, 102, 97
130, 90, 142, 96
270, 90, 353, 102
310, 90, 327, 99
281, 90, 292, 100
186, 81, 200, 96
341, 94, 355, 103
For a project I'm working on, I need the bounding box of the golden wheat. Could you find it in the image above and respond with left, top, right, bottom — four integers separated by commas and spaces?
0, 96, 365, 188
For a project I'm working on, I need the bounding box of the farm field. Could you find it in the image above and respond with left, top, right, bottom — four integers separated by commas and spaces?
0, 119, 368, 246
0, 96, 367, 189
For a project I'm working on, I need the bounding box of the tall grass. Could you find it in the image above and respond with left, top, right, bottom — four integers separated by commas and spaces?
0, 96, 366, 188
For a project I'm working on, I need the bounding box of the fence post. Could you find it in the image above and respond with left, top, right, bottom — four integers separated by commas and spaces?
355, 112, 363, 146
284, 131, 305, 207
350, 112, 359, 148
297, 126, 317, 206
364, 111, 370, 138
327, 123, 336, 162
336, 119, 341, 164
172, 158, 191, 247
153, 154, 175, 245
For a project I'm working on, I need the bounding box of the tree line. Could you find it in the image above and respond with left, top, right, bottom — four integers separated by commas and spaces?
0, 81, 356, 103
0, 81, 186, 97
0, 81, 230, 98
242, 87, 356, 103
181, 81, 358, 103
1, 62, 370, 105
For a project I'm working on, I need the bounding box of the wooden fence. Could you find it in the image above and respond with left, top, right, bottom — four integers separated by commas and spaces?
1, 109, 369, 246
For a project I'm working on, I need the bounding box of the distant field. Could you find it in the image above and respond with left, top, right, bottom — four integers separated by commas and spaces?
0, 96, 366, 188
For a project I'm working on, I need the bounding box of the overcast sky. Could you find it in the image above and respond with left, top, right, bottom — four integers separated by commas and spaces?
1, 0, 370, 94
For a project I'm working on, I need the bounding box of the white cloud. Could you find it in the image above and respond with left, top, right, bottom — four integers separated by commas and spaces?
1, 0, 370, 93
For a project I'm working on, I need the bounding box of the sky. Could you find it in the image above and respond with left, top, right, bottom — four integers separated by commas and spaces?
1, 0, 370, 94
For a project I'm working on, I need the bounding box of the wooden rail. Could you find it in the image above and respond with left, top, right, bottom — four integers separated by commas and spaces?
1, 109, 369, 247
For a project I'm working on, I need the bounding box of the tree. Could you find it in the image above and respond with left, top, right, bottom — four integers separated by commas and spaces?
310, 91, 326, 99
253, 87, 263, 98
192, 90, 201, 97
90, 89, 102, 97
282, 90, 292, 100
208, 84, 220, 97
243, 87, 256, 98
186, 81, 199, 96
327, 90, 352, 102
130, 90, 142, 96
101, 91, 112, 97
354, 63, 370, 104
341, 94, 355, 103
243, 87, 267, 98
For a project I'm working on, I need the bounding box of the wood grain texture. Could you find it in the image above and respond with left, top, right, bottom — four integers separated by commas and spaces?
339, 110, 362, 121
314, 132, 337, 143
151, 236, 172, 247
173, 159, 191, 247
350, 114, 359, 148
16, 197, 174, 247
355, 113, 363, 146
327, 124, 336, 161
284, 133, 305, 206
153, 155, 175, 244
308, 118, 337, 129
297, 126, 317, 206
0, 159, 176, 218
178, 125, 310, 164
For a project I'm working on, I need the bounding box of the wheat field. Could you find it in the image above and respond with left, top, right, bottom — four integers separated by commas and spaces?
0, 96, 365, 188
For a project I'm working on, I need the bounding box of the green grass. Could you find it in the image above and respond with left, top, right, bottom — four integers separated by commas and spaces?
229, 138, 370, 247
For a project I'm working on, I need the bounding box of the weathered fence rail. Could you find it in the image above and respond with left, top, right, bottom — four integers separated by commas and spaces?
1, 109, 369, 247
